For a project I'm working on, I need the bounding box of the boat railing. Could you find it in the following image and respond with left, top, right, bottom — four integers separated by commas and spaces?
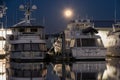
8, 34, 45, 40
72, 47, 106, 57
10, 52, 45, 59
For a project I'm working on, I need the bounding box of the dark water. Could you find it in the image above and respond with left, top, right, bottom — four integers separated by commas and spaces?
40, 57, 120, 80
5, 57, 120, 80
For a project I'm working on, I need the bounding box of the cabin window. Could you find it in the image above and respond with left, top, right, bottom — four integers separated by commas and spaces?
19, 28, 25, 32
26, 28, 30, 32
76, 26, 80, 31
31, 28, 37, 32
39, 43, 46, 51
12, 44, 25, 51
11, 45, 15, 51
70, 40, 75, 47
31, 43, 39, 51
24, 44, 31, 51
18, 44, 23, 51
76, 39, 81, 47
66, 41, 70, 47
14, 44, 19, 51
81, 38, 96, 47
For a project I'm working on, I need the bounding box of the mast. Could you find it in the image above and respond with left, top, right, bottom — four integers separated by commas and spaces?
0, 2, 7, 80
19, 0, 37, 24
0, 3, 7, 18
0, 3, 7, 28
113, 0, 117, 32
114, 0, 117, 23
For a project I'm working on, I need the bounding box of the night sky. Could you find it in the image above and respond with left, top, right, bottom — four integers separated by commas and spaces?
1, 0, 120, 33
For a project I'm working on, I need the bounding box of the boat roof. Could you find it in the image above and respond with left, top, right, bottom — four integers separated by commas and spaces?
10, 20, 44, 28
69, 20, 117, 27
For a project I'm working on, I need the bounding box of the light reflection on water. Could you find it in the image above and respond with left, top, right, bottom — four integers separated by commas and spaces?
102, 57, 120, 80
43, 61, 105, 80
0, 57, 120, 80
42, 57, 120, 80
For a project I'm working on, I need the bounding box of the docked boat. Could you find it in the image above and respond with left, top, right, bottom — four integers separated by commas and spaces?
0, 4, 12, 80
105, 0, 120, 57
5, 2, 47, 80
0, 29, 6, 80
106, 22, 120, 57
64, 19, 106, 59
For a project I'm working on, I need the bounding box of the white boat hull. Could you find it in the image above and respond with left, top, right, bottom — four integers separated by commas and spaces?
72, 47, 106, 59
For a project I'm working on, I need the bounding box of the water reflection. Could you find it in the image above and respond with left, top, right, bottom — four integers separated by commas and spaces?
42, 62, 75, 80
42, 58, 120, 80
42, 61, 106, 80
102, 57, 120, 80
72, 61, 105, 80
1, 57, 120, 80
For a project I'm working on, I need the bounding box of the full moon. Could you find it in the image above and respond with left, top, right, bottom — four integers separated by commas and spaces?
64, 9, 73, 18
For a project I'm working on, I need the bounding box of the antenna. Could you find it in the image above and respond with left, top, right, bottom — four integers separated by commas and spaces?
112, 24, 116, 32
0, 4, 7, 18
0, 3, 7, 29
85, 15, 90, 22
42, 16, 45, 26
114, 0, 117, 23
19, 0, 37, 23
0, 2, 7, 55
112, 0, 117, 32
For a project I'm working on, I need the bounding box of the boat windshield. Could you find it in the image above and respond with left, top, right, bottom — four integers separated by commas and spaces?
76, 38, 103, 47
